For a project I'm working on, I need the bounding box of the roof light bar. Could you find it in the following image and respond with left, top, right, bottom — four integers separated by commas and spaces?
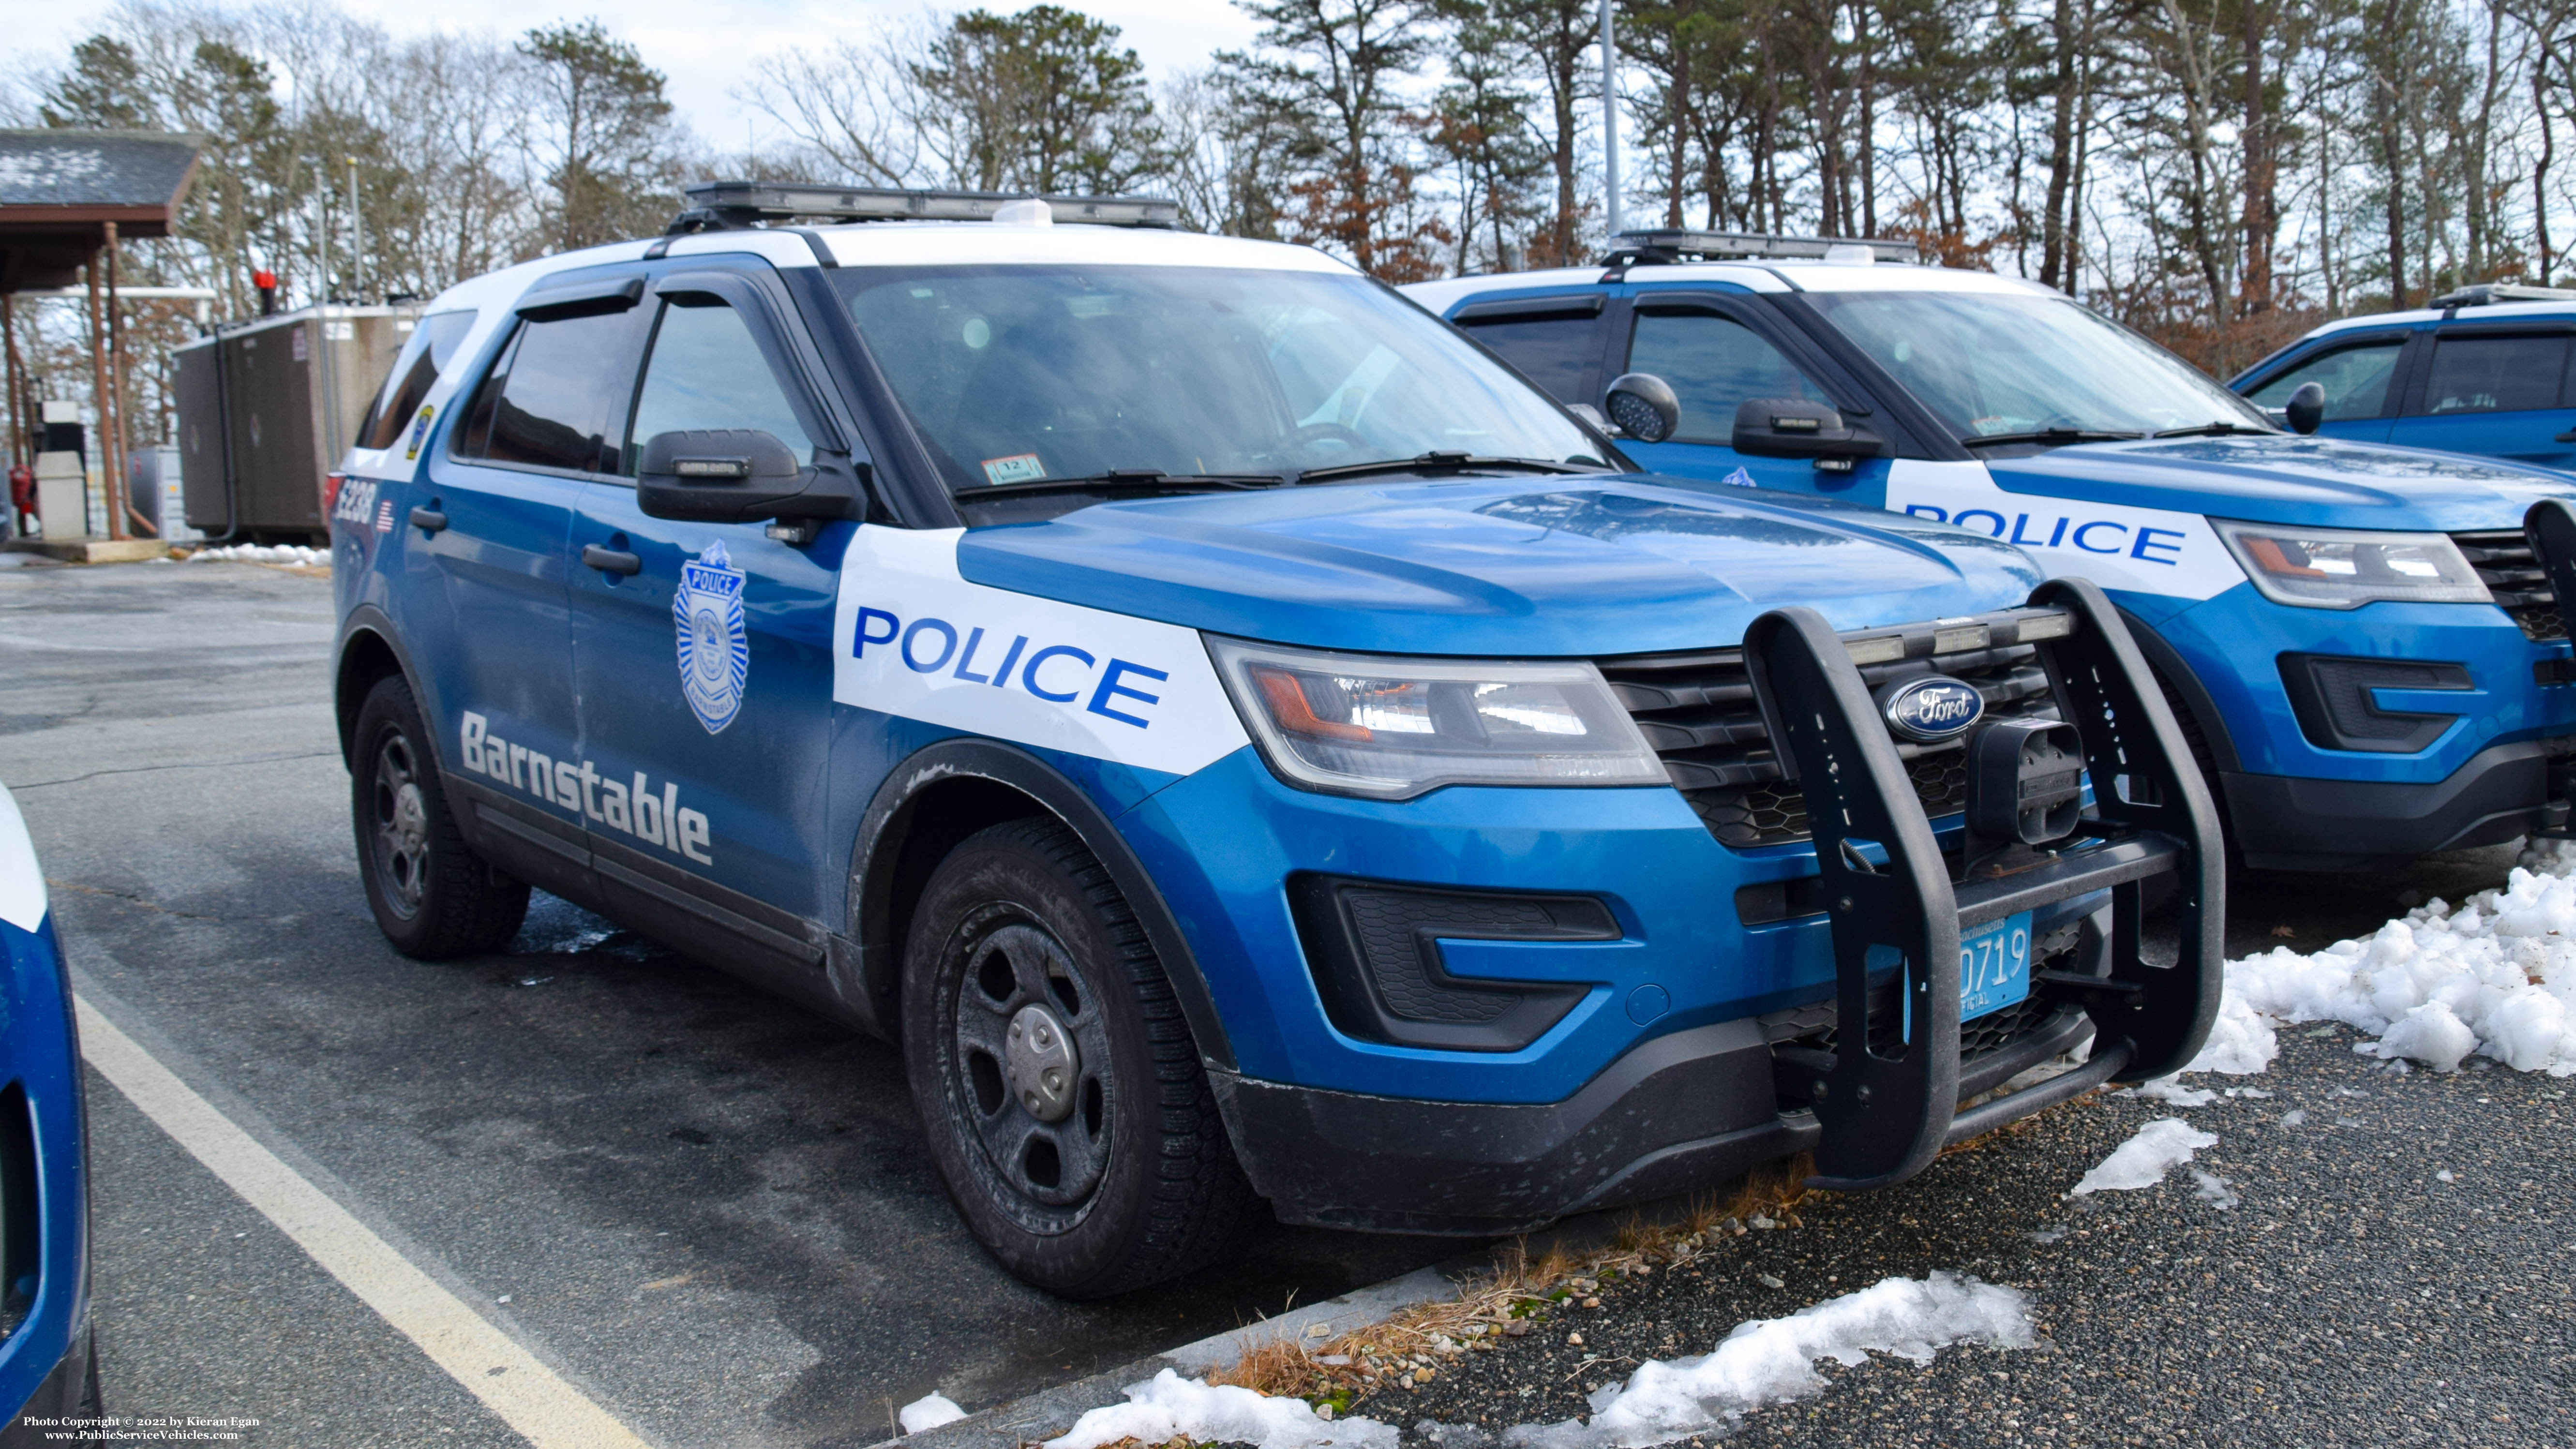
2428, 281, 2576, 309
1603, 228, 1922, 266
668, 180, 1180, 234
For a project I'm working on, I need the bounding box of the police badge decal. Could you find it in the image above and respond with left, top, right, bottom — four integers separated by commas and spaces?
675, 540, 749, 734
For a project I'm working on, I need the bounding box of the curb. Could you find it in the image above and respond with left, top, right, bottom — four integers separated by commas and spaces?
875, 1190, 1720, 1449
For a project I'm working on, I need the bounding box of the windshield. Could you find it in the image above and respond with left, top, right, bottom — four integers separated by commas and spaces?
834, 264, 1607, 493
1802, 291, 2275, 443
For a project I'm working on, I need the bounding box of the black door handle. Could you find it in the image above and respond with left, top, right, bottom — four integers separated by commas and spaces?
2554, 429, 2576, 443
582, 543, 642, 576
408, 507, 448, 533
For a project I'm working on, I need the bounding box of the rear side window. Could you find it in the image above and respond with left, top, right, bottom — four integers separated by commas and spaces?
1457, 310, 1603, 403
1627, 311, 1833, 442
452, 309, 638, 473
2420, 333, 2573, 414
2245, 339, 2405, 421
357, 311, 477, 450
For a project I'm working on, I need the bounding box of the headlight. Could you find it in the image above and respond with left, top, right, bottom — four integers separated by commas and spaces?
1205, 637, 1668, 799
2211, 519, 2492, 609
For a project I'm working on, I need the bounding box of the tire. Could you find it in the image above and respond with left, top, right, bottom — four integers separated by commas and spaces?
902, 817, 1254, 1298
350, 674, 529, 958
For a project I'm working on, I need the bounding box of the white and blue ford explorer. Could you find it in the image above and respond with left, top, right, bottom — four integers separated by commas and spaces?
327, 184, 2221, 1296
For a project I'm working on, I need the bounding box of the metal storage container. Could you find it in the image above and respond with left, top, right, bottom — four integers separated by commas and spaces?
173, 305, 417, 542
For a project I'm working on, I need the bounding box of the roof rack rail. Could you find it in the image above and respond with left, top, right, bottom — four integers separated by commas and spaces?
667, 180, 1180, 234
1600, 228, 1921, 267
2428, 281, 2576, 309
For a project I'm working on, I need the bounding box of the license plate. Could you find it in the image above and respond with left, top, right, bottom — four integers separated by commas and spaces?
1960, 912, 2034, 1022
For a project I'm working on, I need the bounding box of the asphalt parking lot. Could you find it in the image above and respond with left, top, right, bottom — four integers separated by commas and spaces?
0, 559, 1451, 1448
5, 557, 2566, 1448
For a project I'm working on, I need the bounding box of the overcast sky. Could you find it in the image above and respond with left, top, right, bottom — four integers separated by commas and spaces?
10, 0, 1266, 148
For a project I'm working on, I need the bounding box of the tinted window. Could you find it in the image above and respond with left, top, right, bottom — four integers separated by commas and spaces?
2245, 340, 2405, 421
358, 311, 477, 450
2421, 334, 2572, 414
453, 309, 636, 472
1627, 311, 1832, 442
1457, 311, 1603, 402
626, 298, 814, 473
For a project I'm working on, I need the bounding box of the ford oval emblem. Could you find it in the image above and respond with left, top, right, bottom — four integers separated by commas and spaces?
1877, 675, 1986, 743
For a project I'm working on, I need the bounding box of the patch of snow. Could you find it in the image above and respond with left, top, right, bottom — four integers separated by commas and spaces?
2180, 987, 2281, 1076
1501, 1273, 2030, 1449
2067, 1119, 2217, 1196
2202, 855, 2576, 1075
901, 1394, 969, 1434
2224, 1087, 2273, 1099
2435, 1169, 2456, 1183
2277, 1109, 2306, 1127
2119, 1076, 2217, 1107
188, 543, 327, 566
1046, 1370, 1397, 1449
2190, 1169, 2238, 1209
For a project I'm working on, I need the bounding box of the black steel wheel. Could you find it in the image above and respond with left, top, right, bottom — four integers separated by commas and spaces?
903, 817, 1252, 1297
349, 675, 529, 958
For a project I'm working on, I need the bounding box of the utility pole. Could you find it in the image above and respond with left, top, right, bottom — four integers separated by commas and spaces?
1601, 0, 1622, 240
346, 155, 367, 303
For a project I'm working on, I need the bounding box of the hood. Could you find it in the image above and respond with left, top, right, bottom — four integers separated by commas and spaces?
1985, 435, 2576, 531
955, 474, 2042, 656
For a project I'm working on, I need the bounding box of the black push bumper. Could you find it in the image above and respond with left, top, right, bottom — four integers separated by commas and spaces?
1220, 578, 2222, 1227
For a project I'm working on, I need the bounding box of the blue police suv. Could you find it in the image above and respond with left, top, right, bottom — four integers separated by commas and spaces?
1410, 233, 2576, 873
2230, 282, 2576, 470
330, 184, 2219, 1296
1, 783, 100, 1445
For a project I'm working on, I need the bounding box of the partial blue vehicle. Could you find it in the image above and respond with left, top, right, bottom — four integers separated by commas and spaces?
1408, 234, 2576, 872
2229, 282, 2576, 469
0, 783, 100, 1446
329, 185, 2218, 1297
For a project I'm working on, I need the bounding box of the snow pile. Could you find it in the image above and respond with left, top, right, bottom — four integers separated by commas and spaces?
2203, 854, 2576, 1075
2119, 1078, 2217, 1107
188, 542, 327, 566
2067, 1119, 2217, 1196
900, 1393, 968, 1434
1046, 1370, 1397, 1449
1503, 1274, 2030, 1449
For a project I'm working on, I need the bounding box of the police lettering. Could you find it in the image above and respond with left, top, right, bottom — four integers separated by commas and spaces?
460, 711, 713, 864
854, 607, 1169, 729
1904, 505, 2188, 566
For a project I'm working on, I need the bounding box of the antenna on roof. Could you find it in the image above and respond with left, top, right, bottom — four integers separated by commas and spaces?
667, 181, 1180, 234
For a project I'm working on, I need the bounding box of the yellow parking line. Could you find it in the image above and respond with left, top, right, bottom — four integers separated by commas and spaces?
75, 997, 655, 1449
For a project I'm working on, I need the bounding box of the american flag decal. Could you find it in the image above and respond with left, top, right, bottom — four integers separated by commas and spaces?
374, 499, 395, 533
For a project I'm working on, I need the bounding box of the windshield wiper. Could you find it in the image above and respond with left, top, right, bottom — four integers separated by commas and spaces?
1959, 428, 2146, 449
1291, 451, 1601, 486
2150, 421, 2277, 438
958, 469, 1287, 502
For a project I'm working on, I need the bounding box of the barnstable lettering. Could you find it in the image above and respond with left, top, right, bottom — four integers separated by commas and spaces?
460, 711, 712, 864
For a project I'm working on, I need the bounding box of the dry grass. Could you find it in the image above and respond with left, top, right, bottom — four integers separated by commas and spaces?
1210, 1157, 1822, 1407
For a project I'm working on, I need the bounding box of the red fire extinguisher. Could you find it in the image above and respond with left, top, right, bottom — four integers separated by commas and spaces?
7, 463, 32, 531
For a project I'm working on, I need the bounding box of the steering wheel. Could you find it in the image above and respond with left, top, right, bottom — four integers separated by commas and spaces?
1289, 421, 1371, 455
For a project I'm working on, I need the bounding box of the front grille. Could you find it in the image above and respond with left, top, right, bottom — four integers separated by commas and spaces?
2452, 529, 2563, 641
1599, 608, 2068, 848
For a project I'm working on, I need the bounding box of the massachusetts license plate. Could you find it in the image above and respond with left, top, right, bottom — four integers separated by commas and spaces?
1960, 911, 2034, 1022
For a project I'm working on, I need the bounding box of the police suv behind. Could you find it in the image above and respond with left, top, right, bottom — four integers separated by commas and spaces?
1409, 233, 2576, 871
331, 185, 2220, 1296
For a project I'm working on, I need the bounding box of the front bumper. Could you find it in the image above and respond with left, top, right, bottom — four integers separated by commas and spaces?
2223, 737, 2576, 870
1217, 924, 2106, 1232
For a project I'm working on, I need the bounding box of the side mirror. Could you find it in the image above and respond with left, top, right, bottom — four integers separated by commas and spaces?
1731, 397, 1887, 468
636, 429, 856, 525
1603, 373, 1681, 443
2284, 381, 2326, 436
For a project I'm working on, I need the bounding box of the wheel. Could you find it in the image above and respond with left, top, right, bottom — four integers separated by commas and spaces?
350, 674, 529, 957
902, 817, 1254, 1297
